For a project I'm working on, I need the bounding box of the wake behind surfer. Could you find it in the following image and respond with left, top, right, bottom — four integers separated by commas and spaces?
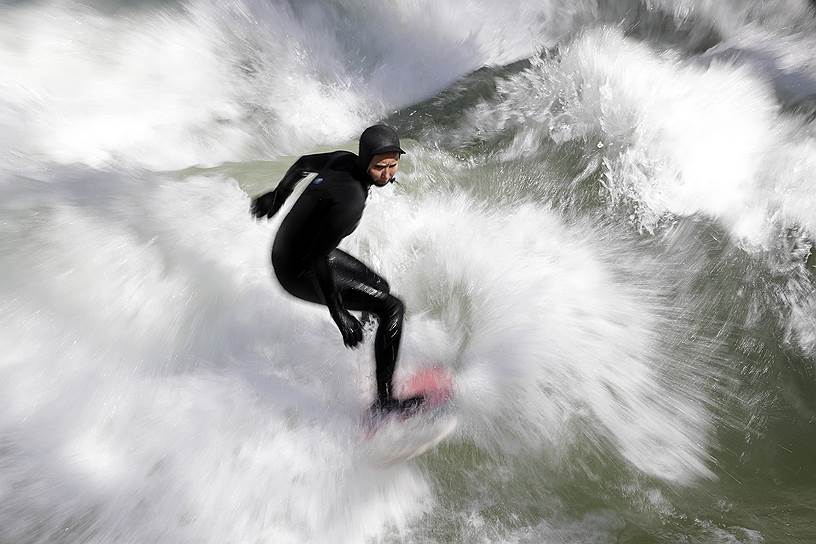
251, 125, 422, 416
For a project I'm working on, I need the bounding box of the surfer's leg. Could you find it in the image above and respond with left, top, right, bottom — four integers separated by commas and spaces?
328, 250, 390, 293
329, 250, 403, 404
329, 250, 388, 326
274, 250, 407, 407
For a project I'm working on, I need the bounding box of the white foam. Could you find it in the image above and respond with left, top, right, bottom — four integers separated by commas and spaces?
0, 0, 586, 170
0, 154, 723, 540
0, 2, 369, 170
358, 159, 718, 482
0, 166, 432, 542
462, 26, 816, 251
3, 1, 813, 540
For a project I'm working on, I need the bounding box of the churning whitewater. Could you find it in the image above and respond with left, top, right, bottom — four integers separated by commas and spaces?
1, 1, 815, 543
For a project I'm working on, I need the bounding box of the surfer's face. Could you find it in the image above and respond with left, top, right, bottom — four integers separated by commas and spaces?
367, 152, 400, 186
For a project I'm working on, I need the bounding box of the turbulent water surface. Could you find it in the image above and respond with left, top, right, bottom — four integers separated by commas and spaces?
2, 1, 816, 543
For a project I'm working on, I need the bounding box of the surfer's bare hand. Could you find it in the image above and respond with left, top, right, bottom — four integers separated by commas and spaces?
335, 309, 363, 348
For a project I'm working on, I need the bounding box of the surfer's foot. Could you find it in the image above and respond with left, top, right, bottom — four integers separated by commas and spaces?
398, 395, 426, 417
367, 395, 426, 419
368, 397, 401, 419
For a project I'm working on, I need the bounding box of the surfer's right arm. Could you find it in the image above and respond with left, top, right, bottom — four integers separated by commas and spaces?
250, 152, 334, 219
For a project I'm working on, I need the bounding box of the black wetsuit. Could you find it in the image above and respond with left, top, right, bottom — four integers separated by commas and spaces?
251, 151, 404, 407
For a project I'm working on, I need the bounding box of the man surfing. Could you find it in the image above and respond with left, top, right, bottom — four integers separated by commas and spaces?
251, 125, 423, 416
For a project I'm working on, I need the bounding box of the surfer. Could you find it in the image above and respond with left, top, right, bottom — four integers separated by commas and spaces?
251, 125, 422, 416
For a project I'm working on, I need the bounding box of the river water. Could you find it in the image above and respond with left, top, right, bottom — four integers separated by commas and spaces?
1, 1, 815, 542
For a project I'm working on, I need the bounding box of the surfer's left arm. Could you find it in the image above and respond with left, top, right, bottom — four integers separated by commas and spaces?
311, 254, 363, 348
308, 201, 365, 348
250, 152, 335, 219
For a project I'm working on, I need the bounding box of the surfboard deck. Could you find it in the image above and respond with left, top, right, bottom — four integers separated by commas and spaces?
362, 366, 456, 466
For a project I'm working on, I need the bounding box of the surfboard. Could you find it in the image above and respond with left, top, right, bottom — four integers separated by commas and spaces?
362, 366, 457, 466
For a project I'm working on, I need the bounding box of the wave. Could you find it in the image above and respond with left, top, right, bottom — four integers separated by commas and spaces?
2, 1, 816, 542
0, 0, 592, 170
0, 154, 731, 541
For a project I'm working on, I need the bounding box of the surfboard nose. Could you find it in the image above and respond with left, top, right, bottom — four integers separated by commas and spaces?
399, 366, 453, 408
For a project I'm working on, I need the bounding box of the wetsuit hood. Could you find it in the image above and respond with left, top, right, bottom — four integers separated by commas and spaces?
357, 125, 405, 172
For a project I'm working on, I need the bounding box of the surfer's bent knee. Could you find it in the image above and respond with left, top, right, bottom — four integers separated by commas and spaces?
384, 294, 404, 319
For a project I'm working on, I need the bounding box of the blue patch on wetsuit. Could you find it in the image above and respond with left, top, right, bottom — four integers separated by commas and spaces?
312, 177, 324, 185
